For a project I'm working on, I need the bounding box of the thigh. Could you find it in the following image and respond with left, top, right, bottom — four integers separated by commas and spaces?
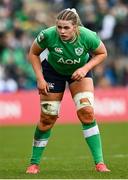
40, 92, 64, 101
42, 60, 66, 93
69, 77, 94, 97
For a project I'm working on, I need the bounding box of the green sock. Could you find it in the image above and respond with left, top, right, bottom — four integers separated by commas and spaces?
82, 120, 104, 164
30, 126, 51, 165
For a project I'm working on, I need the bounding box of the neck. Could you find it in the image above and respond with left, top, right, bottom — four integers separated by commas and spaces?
61, 34, 77, 43
69, 34, 77, 43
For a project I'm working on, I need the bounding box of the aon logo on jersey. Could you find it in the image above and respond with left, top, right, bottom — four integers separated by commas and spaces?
57, 57, 81, 64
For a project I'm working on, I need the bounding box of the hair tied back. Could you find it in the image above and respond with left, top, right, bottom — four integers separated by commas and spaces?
66, 8, 78, 15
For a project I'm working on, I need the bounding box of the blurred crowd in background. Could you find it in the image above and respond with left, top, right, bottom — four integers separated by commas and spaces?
0, 0, 128, 92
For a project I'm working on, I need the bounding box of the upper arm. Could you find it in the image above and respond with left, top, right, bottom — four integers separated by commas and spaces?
29, 29, 48, 57
92, 41, 107, 56
29, 40, 45, 57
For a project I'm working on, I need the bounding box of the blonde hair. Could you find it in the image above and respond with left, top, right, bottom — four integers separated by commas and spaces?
56, 8, 83, 35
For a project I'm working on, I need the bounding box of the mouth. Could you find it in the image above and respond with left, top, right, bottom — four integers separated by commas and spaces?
60, 35, 67, 40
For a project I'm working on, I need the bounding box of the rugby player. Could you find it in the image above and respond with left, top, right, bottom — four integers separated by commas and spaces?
26, 8, 110, 174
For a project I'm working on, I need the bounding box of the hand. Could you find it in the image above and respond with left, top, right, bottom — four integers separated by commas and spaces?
37, 79, 49, 95
71, 67, 88, 81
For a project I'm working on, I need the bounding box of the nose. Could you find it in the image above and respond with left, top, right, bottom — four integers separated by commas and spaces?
60, 28, 65, 34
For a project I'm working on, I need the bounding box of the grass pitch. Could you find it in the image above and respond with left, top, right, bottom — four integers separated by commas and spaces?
0, 122, 128, 179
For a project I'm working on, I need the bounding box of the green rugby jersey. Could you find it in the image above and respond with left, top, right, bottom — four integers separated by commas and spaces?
36, 26, 101, 75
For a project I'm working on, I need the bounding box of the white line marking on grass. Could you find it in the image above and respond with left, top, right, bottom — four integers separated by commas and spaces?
43, 154, 128, 161
43, 156, 90, 160
113, 154, 128, 158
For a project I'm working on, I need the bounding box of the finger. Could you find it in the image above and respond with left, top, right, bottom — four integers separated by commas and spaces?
71, 72, 76, 78
38, 89, 48, 95
75, 76, 82, 81
44, 88, 48, 95
77, 77, 83, 81
75, 75, 83, 81
72, 75, 80, 80
38, 90, 44, 95
71, 73, 78, 80
46, 84, 50, 92
38, 89, 41, 94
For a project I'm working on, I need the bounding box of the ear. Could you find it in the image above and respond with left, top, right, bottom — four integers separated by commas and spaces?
73, 25, 77, 32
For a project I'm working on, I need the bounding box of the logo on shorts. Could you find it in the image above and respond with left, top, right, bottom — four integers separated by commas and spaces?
48, 82, 55, 90
75, 47, 84, 56
55, 47, 63, 54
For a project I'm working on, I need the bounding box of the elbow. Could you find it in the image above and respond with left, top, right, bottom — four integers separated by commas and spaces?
104, 50, 108, 60
102, 48, 107, 62
27, 51, 32, 62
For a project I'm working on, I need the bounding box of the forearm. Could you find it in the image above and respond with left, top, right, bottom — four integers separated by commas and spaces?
28, 54, 44, 81
83, 53, 107, 72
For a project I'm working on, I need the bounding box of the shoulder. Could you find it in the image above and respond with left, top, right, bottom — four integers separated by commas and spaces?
42, 26, 57, 37
79, 26, 97, 37
79, 26, 101, 50
36, 26, 57, 47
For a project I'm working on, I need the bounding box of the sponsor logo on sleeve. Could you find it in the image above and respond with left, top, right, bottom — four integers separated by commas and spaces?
37, 32, 44, 42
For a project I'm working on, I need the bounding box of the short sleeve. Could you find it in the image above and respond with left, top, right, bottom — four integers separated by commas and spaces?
86, 31, 101, 51
36, 30, 47, 49
89, 32, 101, 51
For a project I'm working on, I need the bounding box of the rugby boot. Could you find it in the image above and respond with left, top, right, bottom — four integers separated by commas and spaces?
26, 164, 40, 174
95, 163, 110, 172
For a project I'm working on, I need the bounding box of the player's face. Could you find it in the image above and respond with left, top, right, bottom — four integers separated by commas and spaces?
56, 20, 77, 41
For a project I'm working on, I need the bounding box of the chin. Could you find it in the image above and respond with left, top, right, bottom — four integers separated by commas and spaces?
61, 37, 68, 40
60, 36, 69, 40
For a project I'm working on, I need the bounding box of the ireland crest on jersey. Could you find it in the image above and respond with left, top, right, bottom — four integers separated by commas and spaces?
75, 47, 84, 56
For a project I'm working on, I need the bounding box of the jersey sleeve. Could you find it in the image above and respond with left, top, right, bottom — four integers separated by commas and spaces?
83, 28, 101, 51
36, 30, 48, 49
88, 31, 101, 51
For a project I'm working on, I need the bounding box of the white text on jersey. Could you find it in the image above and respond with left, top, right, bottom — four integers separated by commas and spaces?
57, 57, 81, 64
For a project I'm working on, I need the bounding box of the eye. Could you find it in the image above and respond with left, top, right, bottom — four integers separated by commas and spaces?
64, 26, 70, 30
57, 26, 62, 29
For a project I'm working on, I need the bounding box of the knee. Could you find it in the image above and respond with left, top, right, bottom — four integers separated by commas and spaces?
39, 100, 60, 131
39, 112, 58, 131
77, 106, 94, 124
73, 91, 94, 124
